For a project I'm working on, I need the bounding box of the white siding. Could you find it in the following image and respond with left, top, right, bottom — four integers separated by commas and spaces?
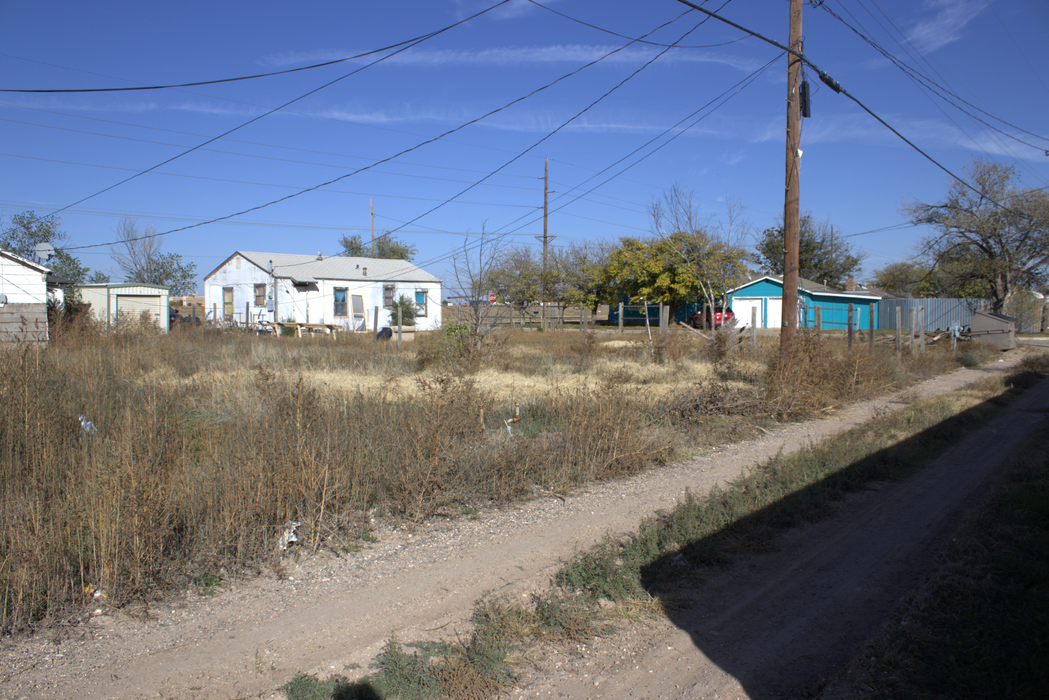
0, 254, 48, 304
76, 284, 170, 331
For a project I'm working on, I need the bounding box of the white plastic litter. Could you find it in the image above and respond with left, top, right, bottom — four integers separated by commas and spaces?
278, 521, 301, 552
79, 415, 96, 435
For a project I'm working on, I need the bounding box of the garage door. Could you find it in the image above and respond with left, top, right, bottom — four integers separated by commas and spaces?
732, 298, 763, 328
116, 295, 160, 326
766, 298, 783, 328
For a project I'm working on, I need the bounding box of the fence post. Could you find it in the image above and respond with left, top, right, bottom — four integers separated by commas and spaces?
847, 303, 854, 350
659, 304, 669, 346
397, 306, 402, 349
909, 307, 917, 357
869, 302, 875, 352
245, 302, 250, 330
580, 302, 585, 333
618, 302, 624, 334
815, 306, 822, 335
919, 306, 925, 355
751, 306, 757, 346
374, 306, 380, 339
896, 307, 902, 359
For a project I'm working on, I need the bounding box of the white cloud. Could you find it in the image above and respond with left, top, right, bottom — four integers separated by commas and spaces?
260, 44, 762, 72
453, 0, 564, 21
905, 0, 984, 54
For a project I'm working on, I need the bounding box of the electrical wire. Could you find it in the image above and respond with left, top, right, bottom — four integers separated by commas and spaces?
491, 52, 782, 239
62, 4, 705, 255
671, 0, 1012, 210
49, 0, 515, 217
818, 1, 1048, 151
371, 5, 722, 246
522, 0, 747, 50
0, 27, 476, 94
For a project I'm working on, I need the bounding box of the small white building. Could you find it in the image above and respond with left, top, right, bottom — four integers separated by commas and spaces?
77, 283, 171, 332
0, 249, 52, 343
203, 251, 443, 332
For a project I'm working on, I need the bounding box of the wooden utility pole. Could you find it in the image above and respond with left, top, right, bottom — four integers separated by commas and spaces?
780, 0, 803, 359
536, 158, 554, 331
370, 198, 375, 257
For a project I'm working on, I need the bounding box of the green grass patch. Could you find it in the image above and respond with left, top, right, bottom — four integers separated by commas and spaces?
850, 415, 1049, 700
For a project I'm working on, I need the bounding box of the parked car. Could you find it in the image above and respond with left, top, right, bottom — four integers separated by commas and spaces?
691, 304, 735, 329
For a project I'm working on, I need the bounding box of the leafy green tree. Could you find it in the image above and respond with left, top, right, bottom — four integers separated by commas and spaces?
488, 245, 542, 323
903, 158, 1049, 312
554, 240, 615, 311
111, 218, 197, 296
603, 231, 747, 319
648, 185, 751, 312
388, 294, 418, 326
753, 213, 865, 289
338, 233, 417, 261
0, 210, 91, 283
488, 245, 542, 305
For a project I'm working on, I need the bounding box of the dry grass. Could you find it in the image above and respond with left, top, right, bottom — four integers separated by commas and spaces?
0, 324, 996, 634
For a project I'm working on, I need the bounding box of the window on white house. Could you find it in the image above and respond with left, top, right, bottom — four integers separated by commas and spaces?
254, 283, 267, 306
334, 288, 348, 317
415, 289, 427, 317
383, 284, 395, 307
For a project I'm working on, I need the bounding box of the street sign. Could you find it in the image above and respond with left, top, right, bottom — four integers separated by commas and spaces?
488, 293, 497, 303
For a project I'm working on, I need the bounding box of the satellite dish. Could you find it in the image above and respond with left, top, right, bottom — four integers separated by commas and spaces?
34, 242, 55, 262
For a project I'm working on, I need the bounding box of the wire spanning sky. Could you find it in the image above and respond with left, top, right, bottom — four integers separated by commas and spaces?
1, 0, 1047, 290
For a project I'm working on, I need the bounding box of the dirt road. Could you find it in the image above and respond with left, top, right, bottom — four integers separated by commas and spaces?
1, 352, 1044, 700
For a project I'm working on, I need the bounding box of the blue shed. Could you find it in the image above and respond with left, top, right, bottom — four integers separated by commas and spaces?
727, 275, 880, 330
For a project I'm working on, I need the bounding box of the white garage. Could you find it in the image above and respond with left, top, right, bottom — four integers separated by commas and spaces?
77, 283, 171, 332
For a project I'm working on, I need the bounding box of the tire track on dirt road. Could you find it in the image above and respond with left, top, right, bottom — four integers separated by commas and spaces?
508, 367, 1049, 700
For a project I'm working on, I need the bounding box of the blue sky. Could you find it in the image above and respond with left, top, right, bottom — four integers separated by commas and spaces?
2, 0, 1047, 293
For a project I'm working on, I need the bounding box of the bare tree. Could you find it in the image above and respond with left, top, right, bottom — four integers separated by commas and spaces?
111, 218, 197, 295
648, 184, 751, 315
448, 224, 505, 345
903, 159, 1049, 313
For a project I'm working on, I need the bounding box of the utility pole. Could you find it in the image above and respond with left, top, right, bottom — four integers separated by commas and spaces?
781, 0, 803, 358
535, 158, 555, 330
370, 198, 375, 257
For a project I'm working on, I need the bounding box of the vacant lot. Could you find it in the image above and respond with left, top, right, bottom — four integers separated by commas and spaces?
0, 325, 995, 636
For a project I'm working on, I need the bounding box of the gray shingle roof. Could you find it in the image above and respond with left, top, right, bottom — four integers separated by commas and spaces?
229, 252, 442, 285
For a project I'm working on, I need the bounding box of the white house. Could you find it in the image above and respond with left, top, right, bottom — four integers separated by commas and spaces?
203, 251, 443, 332
0, 249, 54, 343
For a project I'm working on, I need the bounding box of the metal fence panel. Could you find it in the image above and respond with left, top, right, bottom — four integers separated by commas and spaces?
877, 299, 989, 332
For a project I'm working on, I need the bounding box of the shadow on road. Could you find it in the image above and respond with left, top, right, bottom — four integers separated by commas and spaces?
640, 371, 1049, 699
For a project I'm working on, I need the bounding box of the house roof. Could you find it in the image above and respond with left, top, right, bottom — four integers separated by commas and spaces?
1, 249, 51, 274
730, 274, 882, 300
76, 282, 171, 290
205, 251, 442, 285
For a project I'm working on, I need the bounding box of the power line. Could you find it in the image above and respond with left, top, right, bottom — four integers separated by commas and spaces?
493, 52, 782, 239
818, 1, 1048, 151
62, 5, 704, 254
522, 0, 747, 50
49, 0, 515, 217
0, 30, 461, 94
671, 0, 1006, 209
373, 5, 719, 244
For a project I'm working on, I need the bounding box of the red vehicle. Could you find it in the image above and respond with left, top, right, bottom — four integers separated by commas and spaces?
691, 304, 735, 329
